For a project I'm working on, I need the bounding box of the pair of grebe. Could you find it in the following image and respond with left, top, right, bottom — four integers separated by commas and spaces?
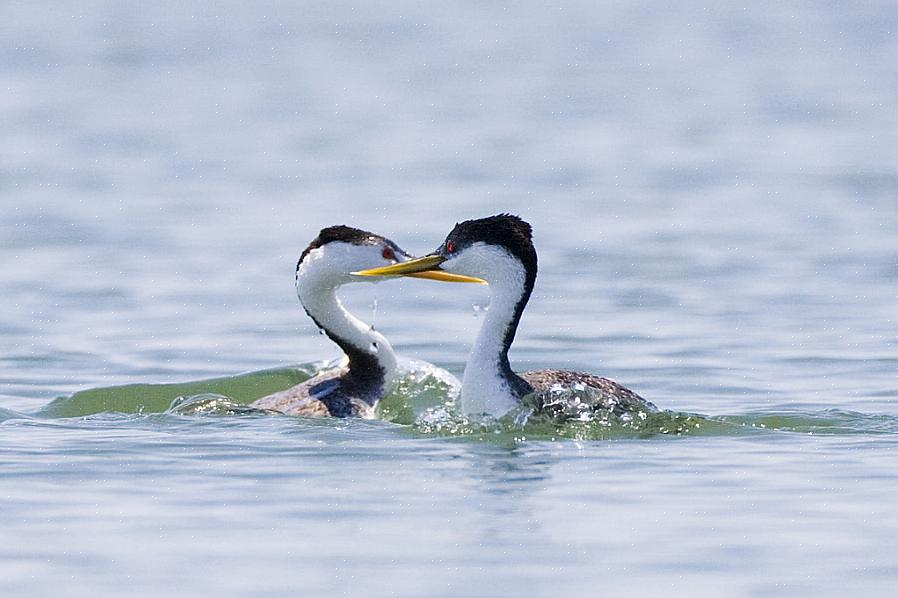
252, 215, 656, 420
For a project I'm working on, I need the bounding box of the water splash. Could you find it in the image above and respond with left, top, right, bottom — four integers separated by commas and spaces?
167, 393, 278, 416
376, 358, 462, 424
411, 402, 720, 441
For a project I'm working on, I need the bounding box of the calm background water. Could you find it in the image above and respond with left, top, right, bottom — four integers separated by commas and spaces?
2, 1, 897, 596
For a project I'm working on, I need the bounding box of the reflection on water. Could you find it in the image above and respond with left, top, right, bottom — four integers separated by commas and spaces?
459, 443, 556, 567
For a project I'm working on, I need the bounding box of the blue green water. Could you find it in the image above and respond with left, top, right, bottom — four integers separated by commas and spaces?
3, 1, 898, 596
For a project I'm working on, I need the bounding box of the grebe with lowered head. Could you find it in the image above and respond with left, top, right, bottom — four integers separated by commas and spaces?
355, 214, 657, 421
251, 225, 482, 418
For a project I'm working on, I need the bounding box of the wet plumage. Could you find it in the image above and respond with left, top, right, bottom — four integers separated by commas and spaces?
521, 369, 657, 419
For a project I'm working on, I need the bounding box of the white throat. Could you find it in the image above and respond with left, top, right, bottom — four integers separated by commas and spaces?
297, 257, 398, 387
444, 244, 528, 418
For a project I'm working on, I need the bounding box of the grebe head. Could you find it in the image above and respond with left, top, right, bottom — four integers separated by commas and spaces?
436, 214, 537, 284
298, 225, 486, 291
353, 214, 534, 286
296, 225, 411, 290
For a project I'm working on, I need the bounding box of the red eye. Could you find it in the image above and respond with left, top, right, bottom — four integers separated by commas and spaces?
382, 247, 396, 261
446, 242, 456, 253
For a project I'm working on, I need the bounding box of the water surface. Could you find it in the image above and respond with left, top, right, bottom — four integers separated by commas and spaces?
2, 1, 897, 596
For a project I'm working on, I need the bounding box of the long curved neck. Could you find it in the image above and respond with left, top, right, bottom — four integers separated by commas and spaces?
299, 282, 398, 401
461, 256, 534, 418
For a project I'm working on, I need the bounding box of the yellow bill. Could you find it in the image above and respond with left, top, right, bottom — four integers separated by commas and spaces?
353, 254, 486, 284
404, 270, 486, 284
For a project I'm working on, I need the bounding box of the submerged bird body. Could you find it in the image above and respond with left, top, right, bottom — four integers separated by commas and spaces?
252, 368, 379, 418
252, 226, 480, 418
356, 214, 657, 420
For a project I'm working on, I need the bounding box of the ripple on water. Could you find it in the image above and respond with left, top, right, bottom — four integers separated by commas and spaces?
31, 361, 898, 442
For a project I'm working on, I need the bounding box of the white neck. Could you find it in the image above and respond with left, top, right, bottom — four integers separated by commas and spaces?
451, 246, 528, 418
298, 279, 398, 387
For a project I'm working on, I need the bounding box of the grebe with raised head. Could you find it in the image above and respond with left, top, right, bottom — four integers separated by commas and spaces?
252, 225, 482, 417
355, 215, 657, 421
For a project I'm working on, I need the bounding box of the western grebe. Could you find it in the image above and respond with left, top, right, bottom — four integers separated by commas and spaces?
251, 225, 481, 418
355, 214, 657, 420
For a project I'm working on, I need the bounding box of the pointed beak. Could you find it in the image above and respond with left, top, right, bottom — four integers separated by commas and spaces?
353, 254, 486, 284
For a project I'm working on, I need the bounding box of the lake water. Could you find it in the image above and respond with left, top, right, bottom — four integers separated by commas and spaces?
2, 1, 897, 596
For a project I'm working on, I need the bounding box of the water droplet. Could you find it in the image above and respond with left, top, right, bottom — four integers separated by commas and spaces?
369, 341, 379, 353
